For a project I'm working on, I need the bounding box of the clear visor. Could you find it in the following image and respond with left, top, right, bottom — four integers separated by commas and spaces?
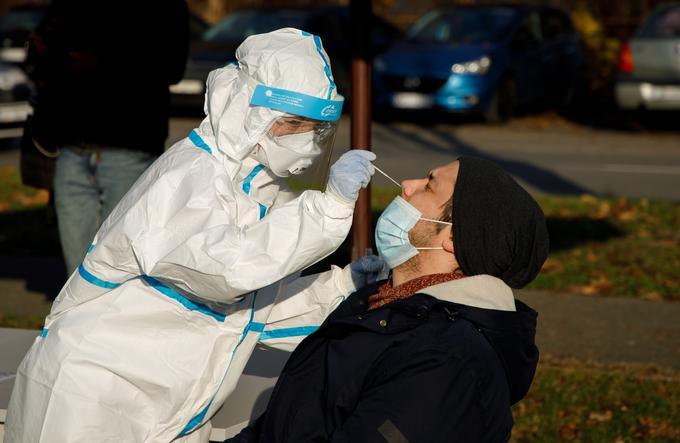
256, 115, 338, 190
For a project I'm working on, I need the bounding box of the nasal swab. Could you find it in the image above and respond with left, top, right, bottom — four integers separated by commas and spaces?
373, 165, 402, 189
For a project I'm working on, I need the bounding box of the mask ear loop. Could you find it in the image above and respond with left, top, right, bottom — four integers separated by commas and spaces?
420, 218, 452, 225
415, 218, 452, 250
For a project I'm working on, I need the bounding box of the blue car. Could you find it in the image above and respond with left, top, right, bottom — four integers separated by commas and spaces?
373, 5, 584, 122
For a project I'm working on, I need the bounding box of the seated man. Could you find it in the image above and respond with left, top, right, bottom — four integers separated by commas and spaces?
228, 156, 549, 443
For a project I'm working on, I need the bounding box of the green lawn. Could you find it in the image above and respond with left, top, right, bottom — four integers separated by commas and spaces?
1, 167, 679, 300
530, 195, 680, 301
512, 357, 680, 442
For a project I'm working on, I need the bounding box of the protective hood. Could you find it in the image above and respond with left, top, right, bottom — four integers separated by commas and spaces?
192, 28, 343, 179
420, 275, 539, 405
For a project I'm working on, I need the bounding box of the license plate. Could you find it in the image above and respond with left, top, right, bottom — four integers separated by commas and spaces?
647, 85, 680, 101
0, 47, 27, 63
170, 79, 204, 95
391, 92, 433, 109
0, 102, 31, 123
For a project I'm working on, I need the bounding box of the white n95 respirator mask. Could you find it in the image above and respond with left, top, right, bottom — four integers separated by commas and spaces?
256, 131, 321, 177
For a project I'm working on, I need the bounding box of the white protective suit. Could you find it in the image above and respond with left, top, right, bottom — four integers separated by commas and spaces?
5, 29, 364, 442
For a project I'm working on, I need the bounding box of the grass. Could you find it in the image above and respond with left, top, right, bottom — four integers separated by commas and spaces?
512, 356, 680, 442
1, 167, 679, 299
530, 195, 680, 301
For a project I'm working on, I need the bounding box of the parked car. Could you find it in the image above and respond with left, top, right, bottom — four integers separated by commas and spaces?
0, 61, 33, 125
373, 5, 584, 122
171, 6, 401, 111
616, 4, 680, 111
0, 5, 46, 65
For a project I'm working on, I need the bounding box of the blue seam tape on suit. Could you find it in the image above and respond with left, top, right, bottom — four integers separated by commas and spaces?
301, 30, 335, 98
178, 292, 259, 437
259, 326, 319, 341
141, 275, 226, 322
242, 164, 266, 195
189, 130, 213, 155
78, 264, 122, 289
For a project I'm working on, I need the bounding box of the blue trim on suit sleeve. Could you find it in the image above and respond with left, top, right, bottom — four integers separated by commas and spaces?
78, 264, 122, 289
259, 326, 319, 341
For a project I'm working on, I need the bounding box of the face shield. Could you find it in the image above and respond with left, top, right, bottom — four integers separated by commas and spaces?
250, 84, 343, 191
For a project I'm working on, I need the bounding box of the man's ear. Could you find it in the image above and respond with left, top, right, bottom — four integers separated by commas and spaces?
442, 239, 454, 253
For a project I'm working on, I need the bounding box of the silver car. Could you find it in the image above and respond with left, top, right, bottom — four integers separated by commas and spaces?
616, 4, 680, 110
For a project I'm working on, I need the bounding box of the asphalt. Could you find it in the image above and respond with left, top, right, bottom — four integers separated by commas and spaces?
0, 257, 678, 371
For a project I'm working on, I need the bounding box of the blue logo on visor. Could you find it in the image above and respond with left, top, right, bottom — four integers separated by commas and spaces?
251, 85, 343, 122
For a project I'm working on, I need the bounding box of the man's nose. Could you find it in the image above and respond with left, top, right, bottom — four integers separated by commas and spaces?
401, 179, 423, 198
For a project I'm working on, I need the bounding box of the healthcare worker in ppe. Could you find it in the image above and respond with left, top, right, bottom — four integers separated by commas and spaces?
5, 28, 381, 443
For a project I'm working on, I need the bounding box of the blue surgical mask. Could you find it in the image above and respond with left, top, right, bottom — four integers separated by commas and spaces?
375, 196, 452, 269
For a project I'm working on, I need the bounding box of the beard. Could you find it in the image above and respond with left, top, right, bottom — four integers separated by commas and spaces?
395, 220, 440, 273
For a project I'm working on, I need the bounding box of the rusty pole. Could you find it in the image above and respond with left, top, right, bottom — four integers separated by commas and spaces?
350, 0, 373, 260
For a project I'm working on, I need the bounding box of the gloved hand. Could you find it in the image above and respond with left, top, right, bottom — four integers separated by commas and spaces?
326, 150, 376, 203
350, 254, 386, 287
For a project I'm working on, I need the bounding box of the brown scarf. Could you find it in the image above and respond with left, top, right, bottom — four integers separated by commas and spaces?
368, 273, 466, 310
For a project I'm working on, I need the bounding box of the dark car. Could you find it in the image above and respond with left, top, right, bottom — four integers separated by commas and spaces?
0, 5, 46, 65
0, 61, 33, 125
171, 6, 401, 111
373, 5, 584, 122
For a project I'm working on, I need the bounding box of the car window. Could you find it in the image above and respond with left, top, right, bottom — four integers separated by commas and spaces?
305, 15, 343, 42
638, 6, 680, 38
0, 10, 44, 35
511, 12, 542, 50
203, 9, 309, 42
541, 11, 573, 41
407, 7, 519, 45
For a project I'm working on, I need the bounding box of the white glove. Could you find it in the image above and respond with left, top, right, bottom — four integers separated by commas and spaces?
326, 150, 376, 203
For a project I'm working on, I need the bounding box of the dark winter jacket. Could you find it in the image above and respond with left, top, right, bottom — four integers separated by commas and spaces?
26, 0, 189, 154
227, 275, 539, 443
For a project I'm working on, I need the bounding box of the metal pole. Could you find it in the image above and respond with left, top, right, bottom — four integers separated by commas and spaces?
350, 0, 372, 260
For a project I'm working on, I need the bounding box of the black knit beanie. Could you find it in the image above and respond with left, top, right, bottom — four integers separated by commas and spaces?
452, 157, 549, 289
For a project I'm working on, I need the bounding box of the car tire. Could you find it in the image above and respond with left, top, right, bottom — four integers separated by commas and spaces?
483, 78, 515, 124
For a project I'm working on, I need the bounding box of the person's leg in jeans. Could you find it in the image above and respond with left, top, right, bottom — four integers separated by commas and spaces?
96, 148, 156, 232
54, 147, 157, 275
53, 147, 101, 275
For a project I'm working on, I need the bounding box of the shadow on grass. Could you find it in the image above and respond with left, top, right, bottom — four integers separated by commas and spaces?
0, 206, 66, 300
546, 216, 624, 252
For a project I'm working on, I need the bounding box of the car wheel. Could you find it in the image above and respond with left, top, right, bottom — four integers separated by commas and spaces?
483, 78, 515, 124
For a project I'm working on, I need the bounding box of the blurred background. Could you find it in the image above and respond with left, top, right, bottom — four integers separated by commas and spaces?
0, 0, 678, 441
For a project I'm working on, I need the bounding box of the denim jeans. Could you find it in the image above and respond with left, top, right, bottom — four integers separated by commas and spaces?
54, 146, 157, 275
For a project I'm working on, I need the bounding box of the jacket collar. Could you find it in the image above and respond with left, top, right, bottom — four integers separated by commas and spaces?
416, 274, 516, 312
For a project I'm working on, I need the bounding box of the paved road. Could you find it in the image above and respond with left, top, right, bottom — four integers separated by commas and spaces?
3, 116, 680, 199
167, 116, 680, 200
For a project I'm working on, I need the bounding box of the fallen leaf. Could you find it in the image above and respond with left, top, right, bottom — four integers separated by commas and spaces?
580, 194, 599, 205
559, 423, 579, 440
588, 409, 613, 422
642, 291, 662, 301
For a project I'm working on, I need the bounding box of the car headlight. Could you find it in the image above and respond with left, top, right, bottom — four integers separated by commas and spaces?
0, 66, 29, 91
451, 56, 491, 75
